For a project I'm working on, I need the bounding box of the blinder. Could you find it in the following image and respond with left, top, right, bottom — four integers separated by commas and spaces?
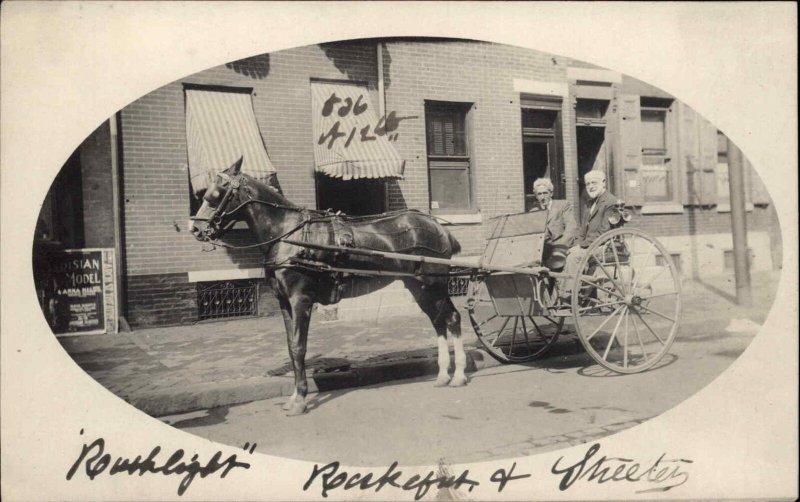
189, 173, 242, 237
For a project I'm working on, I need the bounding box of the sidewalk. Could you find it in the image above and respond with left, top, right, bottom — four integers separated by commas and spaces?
58, 271, 780, 417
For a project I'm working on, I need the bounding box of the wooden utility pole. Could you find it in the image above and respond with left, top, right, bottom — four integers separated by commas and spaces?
726, 138, 753, 306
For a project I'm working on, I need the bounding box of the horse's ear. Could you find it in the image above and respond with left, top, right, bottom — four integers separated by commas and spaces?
227, 156, 243, 175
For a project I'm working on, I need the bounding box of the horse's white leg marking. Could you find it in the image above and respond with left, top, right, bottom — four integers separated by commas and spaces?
449, 333, 468, 387
435, 335, 451, 387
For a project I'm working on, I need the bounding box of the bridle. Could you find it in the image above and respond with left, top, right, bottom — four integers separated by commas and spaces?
189, 173, 242, 232
189, 172, 320, 251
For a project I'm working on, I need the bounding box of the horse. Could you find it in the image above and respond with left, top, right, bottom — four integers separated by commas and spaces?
189, 158, 467, 415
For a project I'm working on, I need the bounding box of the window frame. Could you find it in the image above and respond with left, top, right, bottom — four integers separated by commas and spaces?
184, 84, 261, 229
520, 101, 565, 208
638, 98, 683, 213
424, 100, 476, 214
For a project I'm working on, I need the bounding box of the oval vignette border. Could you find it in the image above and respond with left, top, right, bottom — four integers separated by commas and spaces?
1, 3, 797, 501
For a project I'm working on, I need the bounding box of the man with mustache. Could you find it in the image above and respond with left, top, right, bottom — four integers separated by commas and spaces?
531, 177, 576, 270
559, 170, 620, 301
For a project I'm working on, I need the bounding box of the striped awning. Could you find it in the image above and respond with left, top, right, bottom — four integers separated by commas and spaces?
185, 88, 277, 194
311, 82, 405, 180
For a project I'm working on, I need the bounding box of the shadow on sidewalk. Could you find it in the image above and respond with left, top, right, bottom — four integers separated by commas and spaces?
692, 278, 737, 305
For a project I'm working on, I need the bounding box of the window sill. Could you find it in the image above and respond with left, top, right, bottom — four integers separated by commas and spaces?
640, 203, 685, 215
432, 212, 483, 225
716, 203, 754, 213
188, 268, 264, 283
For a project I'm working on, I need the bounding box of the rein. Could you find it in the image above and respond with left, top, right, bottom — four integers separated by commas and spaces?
200, 217, 310, 250
194, 173, 453, 260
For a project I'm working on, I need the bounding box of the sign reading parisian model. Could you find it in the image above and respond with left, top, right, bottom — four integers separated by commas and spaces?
51, 248, 117, 336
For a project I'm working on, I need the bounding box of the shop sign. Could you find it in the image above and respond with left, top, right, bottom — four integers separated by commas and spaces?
48, 248, 117, 336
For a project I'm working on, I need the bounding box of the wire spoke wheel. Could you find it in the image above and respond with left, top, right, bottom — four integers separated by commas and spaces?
571, 228, 681, 373
467, 277, 563, 363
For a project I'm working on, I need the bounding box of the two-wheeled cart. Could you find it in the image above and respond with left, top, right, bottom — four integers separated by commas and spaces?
463, 209, 681, 373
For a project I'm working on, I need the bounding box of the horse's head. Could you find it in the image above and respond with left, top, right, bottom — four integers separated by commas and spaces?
189, 157, 247, 242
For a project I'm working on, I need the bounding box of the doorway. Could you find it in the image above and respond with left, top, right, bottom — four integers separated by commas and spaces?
316, 174, 386, 216
522, 138, 556, 211
521, 106, 564, 211
576, 125, 608, 222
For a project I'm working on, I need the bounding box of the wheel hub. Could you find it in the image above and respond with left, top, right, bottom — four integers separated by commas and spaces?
624, 294, 643, 307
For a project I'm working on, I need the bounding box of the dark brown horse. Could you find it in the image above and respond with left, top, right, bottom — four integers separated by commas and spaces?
190, 158, 466, 415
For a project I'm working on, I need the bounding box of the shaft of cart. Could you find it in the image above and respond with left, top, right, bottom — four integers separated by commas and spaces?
282, 238, 573, 278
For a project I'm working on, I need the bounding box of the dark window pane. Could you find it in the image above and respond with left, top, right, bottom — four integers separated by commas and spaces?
430, 168, 470, 209
522, 109, 558, 130
574, 100, 608, 120
717, 131, 728, 163
641, 109, 666, 151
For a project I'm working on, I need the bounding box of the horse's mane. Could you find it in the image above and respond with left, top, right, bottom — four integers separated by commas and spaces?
241, 172, 299, 209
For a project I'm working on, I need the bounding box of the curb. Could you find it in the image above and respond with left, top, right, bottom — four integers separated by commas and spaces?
146, 348, 500, 417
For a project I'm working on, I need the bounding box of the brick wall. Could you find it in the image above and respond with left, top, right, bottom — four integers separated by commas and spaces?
114, 38, 781, 327
80, 121, 115, 248
126, 273, 196, 327
625, 205, 774, 238
119, 43, 382, 325
383, 40, 571, 256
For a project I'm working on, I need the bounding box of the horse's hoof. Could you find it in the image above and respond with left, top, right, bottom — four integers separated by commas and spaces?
434, 375, 451, 387
449, 374, 468, 387
285, 402, 308, 416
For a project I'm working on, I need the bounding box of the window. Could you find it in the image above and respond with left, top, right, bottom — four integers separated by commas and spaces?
425, 102, 472, 211
184, 86, 276, 215
717, 130, 729, 163
640, 102, 672, 203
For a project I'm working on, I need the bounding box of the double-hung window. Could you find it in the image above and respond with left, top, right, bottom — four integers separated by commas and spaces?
425, 101, 472, 211
640, 99, 673, 203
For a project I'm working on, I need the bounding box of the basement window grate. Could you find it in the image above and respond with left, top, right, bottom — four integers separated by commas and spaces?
448, 276, 470, 297
723, 249, 754, 272
197, 280, 258, 321
656, 253, 683, 277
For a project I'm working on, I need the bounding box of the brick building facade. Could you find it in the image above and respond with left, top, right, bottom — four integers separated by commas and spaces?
37, 39, 782, 329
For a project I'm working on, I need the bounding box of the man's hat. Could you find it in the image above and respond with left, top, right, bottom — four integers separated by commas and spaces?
545, 243, 569, 270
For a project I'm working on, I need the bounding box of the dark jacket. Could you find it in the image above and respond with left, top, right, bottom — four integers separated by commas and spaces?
544, 199, 577, 247
576, 190, 618, 248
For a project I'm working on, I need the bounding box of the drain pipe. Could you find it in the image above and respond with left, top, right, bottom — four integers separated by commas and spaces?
377, 41, 389, 209
726, 138, 753, 306
109, 113, 129, 331
377, 41, 386, 118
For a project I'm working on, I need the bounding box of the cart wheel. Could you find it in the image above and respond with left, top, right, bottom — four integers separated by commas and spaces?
467, 277, 563, 363
570, 228, 681, 373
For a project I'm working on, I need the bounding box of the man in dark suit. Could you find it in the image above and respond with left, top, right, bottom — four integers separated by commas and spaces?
532, 178, 576, 247
559, 170, 618, 299
532, 178, 576, 270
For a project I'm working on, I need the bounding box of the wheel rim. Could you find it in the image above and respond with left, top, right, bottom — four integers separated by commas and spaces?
467, 277, 563, 363
571, 228, 681, 373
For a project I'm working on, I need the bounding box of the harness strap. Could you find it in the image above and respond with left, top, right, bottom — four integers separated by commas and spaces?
204, 218, 310, 250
